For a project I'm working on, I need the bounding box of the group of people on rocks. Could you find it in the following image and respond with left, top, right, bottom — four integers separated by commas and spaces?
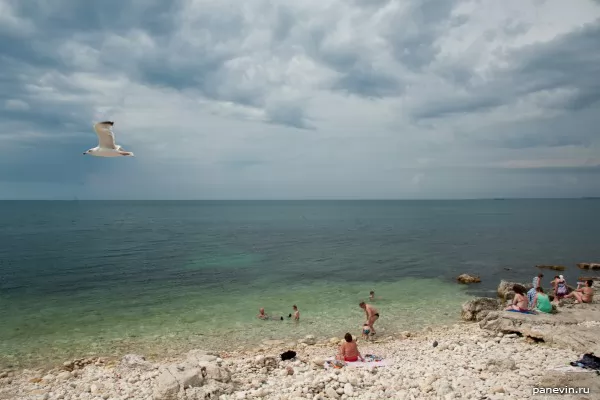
257, 291, 381, 363
506, 273, 595, 313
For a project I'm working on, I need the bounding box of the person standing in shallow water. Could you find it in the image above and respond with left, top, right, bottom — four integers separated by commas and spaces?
292, 305, 299, 321
359, 301, 379, 335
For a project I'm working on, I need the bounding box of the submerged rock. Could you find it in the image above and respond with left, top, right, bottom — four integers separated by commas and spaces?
456, 274, 481, 284
578, 262, 600, 270
536, 265, 566, 271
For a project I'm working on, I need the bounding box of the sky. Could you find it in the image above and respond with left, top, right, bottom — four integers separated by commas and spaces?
1, 0, 599, 200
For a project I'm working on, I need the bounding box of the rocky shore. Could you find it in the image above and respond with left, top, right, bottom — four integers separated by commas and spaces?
2, 281, 599, 400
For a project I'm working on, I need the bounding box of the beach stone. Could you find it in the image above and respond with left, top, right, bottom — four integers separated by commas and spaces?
121, 354, 154, 371
490, 386, 505, 394
461, 297, 501, 322
154, 370, 180, 400
303, 335, 317, 346
187, 349, 218, 364
497, 280, 531, 302
56, 371, 71, 380
325, 386, 339, 398
343, 383, 353, 396
262, 339, 285, 346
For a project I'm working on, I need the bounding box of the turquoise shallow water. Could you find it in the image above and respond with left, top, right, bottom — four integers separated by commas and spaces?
1, 200, 599, 368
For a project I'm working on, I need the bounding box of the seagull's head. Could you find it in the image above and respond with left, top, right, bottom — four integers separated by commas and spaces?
83, 148, 95, 155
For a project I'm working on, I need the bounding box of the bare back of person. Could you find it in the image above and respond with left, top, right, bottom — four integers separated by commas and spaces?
338, 341, 363, 362
582, 286, 594, 303
364, 304, 379, 334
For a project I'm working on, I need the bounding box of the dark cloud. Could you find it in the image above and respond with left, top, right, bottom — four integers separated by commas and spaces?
332, 66, 403, 98
415, 19, 600, 120
386, 0, 462, 71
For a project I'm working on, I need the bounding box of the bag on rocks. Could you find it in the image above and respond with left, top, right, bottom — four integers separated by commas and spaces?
280, 350, 297, 361
570, 353, 600, 371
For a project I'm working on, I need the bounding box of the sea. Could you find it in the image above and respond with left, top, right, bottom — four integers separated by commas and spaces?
1, 199, 599, 368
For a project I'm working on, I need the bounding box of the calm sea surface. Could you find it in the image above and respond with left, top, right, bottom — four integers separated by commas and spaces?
1, 200, 599, 368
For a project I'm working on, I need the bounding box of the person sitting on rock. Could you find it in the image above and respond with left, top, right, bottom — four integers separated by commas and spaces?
565, 280, 594, 304
527, 273, 544, 307
336, 333, 365, 363
505, 285, 528, 312
531, 287, 552, 313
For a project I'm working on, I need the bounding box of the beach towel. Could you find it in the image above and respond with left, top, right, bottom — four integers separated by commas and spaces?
506, 309, 536, 315
549, 366, 597, 373
324, 355, 388, 369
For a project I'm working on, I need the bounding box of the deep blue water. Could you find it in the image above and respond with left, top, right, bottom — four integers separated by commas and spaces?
0, 200, 599, 367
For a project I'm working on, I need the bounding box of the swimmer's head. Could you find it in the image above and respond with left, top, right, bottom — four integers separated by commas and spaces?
293, 305, 298, 310
259, 308, 265, 314
344, 333, 353, 342
359, 302, 366, 309
369, 291, 374, 295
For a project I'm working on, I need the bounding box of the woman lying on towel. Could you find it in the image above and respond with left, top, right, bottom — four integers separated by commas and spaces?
336, 333, 365, 362
505, 285, 529, 312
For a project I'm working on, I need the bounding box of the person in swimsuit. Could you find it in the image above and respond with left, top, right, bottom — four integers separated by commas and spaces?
531, 287, 552, 313
505, 285, 528, 311
565, 280, 594, 304
527, 273, 544, 307
257, 308, 268, 320
361, 323, 371, 341
292, 305, 300, 321
337, 333, 365, 362
554, 275, 568, 303
359, 301, 379, 335
258, 308, 283, 320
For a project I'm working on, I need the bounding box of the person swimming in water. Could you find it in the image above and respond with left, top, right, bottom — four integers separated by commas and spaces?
257, 308, 283, 320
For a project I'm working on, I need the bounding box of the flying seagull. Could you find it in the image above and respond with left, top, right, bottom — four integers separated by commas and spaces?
83, 121, 134, 157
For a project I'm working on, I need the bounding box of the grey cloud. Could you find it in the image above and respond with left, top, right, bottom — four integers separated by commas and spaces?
385, 0, 462, 71
0, 0, 310, 130
332, 66, 403, 98
459, 105, 599, 150
415, 19, 600, 120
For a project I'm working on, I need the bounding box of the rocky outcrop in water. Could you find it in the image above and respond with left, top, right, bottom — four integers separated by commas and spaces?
456, 274, 481, 284
535, 265, 566, 271
577, 263, 600, 270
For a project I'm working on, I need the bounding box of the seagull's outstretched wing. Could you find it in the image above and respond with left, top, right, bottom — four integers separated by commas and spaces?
93, 121, 117, 149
